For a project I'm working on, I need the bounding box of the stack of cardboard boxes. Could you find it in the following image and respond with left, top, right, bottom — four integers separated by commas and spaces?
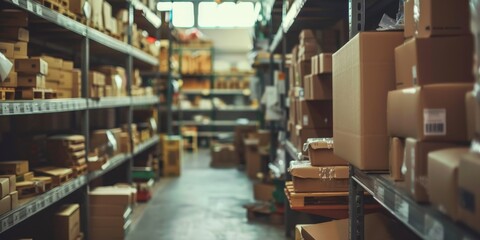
46, 135, 87, 176
89, 186, 136, 240
0, 161, 42, 200
95, 66, 127, 97
0, 174, 17, 215
41, 55, 81, 99
53, 204, 83, 240
178, 49, 213, 75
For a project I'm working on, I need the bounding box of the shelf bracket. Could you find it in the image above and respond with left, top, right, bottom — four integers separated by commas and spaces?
349, 165, 365, 240
349, 0, 365, 39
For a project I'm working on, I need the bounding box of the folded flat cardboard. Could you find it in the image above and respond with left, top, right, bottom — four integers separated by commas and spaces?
0, 175, 15, 192
404, 138, 461, 202
304, 74, 332, 100
458, 152, 480, 232
296, 100, 332, 129
9, 191, 17, 209
387, 84, 473, 142
0, 161, 29, 175
0, 42, 14, 58
403, 0, 470, 38
0, 178, 8, 198
0, 28, 29, 42
333, 32, 403, 170
389, 137, 405, 181
466, 92, 480, 139
253, 182, 275, 202
394, 36, 474, 89
15, 59, 48, 75
54, 204, 80, 240
428, 148, 468, 220
295, 125, 333, 150
0, 195, 11, 215
290, 161, 349, 192
13, 41, 27, 59
0, 10, 28, 27
304, 138, 347, 166
318, 53, 332, 74
17, 74, 45, 88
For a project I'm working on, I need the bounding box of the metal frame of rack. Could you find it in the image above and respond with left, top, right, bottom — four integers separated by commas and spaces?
0, 0, 161, 238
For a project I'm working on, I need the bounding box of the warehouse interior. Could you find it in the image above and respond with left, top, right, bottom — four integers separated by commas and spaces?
0, 0, 479, 239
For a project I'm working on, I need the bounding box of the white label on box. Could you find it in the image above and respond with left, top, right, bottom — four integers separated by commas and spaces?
425, 214, 444, 240
303, 115, 308, 126
394, 194, 409, 222
423, 109, 446, 136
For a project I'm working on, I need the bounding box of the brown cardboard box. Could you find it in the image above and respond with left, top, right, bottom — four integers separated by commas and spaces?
9, 191, 18, 209
304, 74, 332, 100
0, 72, 17, 87
56, 89, 73, 98
0, 28, 29, 42
59, 70, 73, 88
89, 71, 106, 86
89, 188, 131, 207
389, 137, 405, 181
15, 58, 48, 75
90, 205, 130, 217
210, 143, 239, 168
458, 152, 480, 232
0, 10, 28, 27
54, 204, 80, 240
63, 61, 74, 70
333, 32, 403, 170
0, 161, 29, 175
0, 175, 15, 192
311, 55, 319, 75
387, 84, 473, 142
428, 148, 468, 220
253, 182, 275, 202
403, 0, 470, 38
13, 41, 27, 59
91, 0, 104, 29
296, 100, 332, 129
297, 59, 311, 87
90, 220, 130, 240
90, 216, 128, 228
290, 161, 348, 193
318, 53, 332, 74
33, 55, 62, 69
46, 80, 60, 89
69, 0, 88, 16
0, 178, 8, 198
17, 74, 45, 88
394, 36, 474, 89
404, 138, 461, 202
102, 2, 113, 32
465, 92, 480, 139
289, 98, 298, 125
296, 125, 333, 150
47, 68, 63, 81
0, 42, 14, 58
245, 142, 261, 179
304, 138, 347, 166
0, 195, 11, 215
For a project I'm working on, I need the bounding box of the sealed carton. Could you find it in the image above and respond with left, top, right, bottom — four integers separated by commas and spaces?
428, 148, 468, 220
465, 92, 480, 139
0, 28, 29, 42
333, 32, 403, 170
458, 152, 480, 232
0, 195, 11, 215
304, 74, 332, 100
17, 74, 45, 88
63, 61, 74, 70
69, 0, 89, 16
253, 182, 275, 202
387, 84, 473, 142
13, 41, 27, 59
395, 36, 474, 89
403, 0, 470, 38
245, 140, 262, 179
289, 161, 348, 193
89, 71, 106, 86
0, 72, 17, 87
0, 42, 14, 58
389, 137, 405, 181
303, 138, 347, 166
89, 188, 132, 207
0, 178, 8, 198
0, 175, 15, 192
15, 58, 48, 75
404, 138, 461, 202
295, 125, 333, 150
9, 191, 18, 209
33, 55, 62, 69
0, 161, 29, 175
296, 100, 332, 129
54, 204, 80, 240
318, 53, 332, 74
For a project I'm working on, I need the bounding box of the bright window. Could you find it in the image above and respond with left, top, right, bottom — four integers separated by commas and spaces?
198, 2, 255, 28
172, 2, 194, 28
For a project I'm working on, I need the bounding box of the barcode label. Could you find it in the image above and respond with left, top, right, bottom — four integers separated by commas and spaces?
423, 109, 446, 136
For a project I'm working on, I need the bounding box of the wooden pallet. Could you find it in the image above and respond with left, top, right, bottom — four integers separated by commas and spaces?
15, 88, 45, 100
16, 181, 45, 199
285, 182, 349, 208
34, 167, 73, 187
72, 164, 87, 177
41, 0, 62, 12
0, 87, 15, 100
44, 88, 55, 99
31, 176, 53, 192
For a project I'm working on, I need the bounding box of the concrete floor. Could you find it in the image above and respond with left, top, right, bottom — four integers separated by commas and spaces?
127, 149, 288, 240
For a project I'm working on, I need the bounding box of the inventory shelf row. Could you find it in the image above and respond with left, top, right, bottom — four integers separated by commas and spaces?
180, 89, 251, 96
172, 120, 259, 127
0, 96, 159, 115
0, 134, 160, 234
3, 0, 158, 66
172, 106, 259, 112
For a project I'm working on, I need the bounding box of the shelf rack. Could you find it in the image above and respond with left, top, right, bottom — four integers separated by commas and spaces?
173, 120, 259, 127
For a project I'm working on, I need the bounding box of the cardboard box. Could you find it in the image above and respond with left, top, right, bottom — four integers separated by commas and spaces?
0, 72, 17, 87
0, 195, 11, 215
89, 71, 106, 86
9, 191, 18, 209
89, 188, 132, 207
458, 152, 480, 232
0, 10, 28, 27
245, 143, 261, 179
253, 182, 275, 202
404, 138, 461, 202
0, 42, 14, 58
59, 70, 73, 88
332, 32, 403, 170
54, 204, 80, 240
63, 61, 74, 70
90, 216, 128, 228
466, 92, 480, 139
295, 125, 333, 150
0, 28, 29, 42
69, 0, 88, 16
403, 0, 470, 38
102, 2, 113, 32
387, 84, 473, 142
13, 41, 27, 59
34, 55, 62, 69
56, 89, 73, 98
0, 161, 29, 175
90, 220, 130, 240
46, 80, 60, 89
17, 74, 45, 88
0, 178, 8, 198
15, 58, 48, 75
304, 138, 347, 166
428, 148, 468, 220
290, 161, 348, 193
394, 36, 474, 89
210, 144, 239, 168
0, 175, 15, 192
318, 53, 332, 74
90, 205, 130, 217
304, 74, 332, 100
91, 0, 104, 29
389, 137, 404, 181
297, 60, 311, 87
296, 100, 332, 129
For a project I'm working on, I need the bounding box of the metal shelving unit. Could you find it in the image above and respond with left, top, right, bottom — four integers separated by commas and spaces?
173, 120, 259, 127
0, 99, 88, 116
181, 89, 250, 96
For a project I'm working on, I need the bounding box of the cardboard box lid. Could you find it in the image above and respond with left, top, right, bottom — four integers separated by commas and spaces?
289, 161, 349, 179
56, 204, 80, 217
303, 138, 334, 152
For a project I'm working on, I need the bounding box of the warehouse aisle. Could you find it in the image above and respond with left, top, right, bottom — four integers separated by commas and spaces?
127, 149, 287, 240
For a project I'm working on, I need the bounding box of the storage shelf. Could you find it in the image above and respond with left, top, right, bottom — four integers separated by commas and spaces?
88, 97, 131, 109
131, 0, 161, 35
133, 135, 160, 156
196, 131, 234, 137
88, 153, 130, 181
181, 89, 250, 96
0, 99, 87, 116
352, 168, 480, 240
3, 0, 158, 66
215, 106, 259, 112
173, 120, 259, 126
131, 96, 160, 106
